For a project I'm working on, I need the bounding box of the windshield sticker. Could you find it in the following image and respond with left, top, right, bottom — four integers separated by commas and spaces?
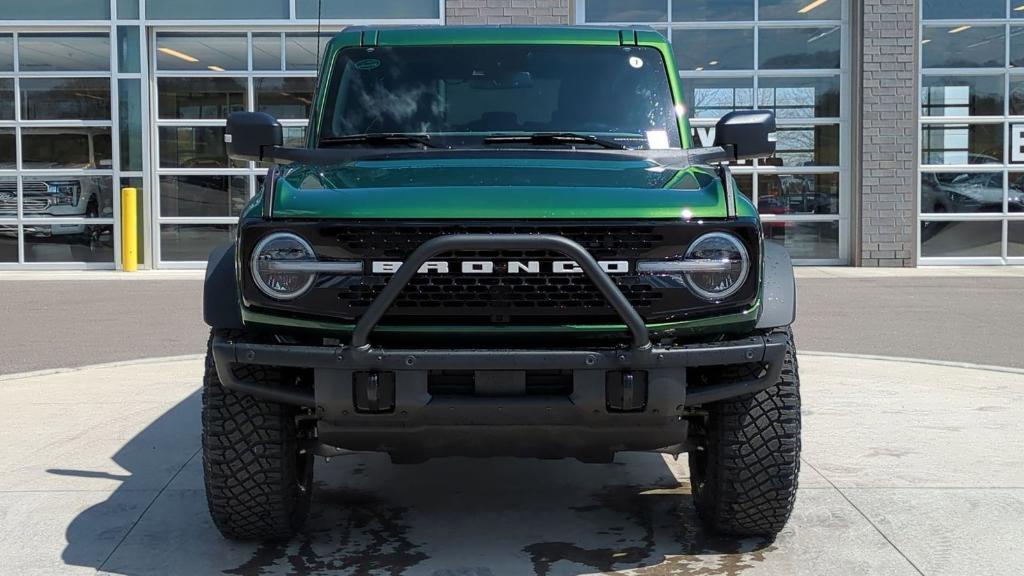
628, 56, 644, 69
355, 58, 381, 71
646, 130, 670, 150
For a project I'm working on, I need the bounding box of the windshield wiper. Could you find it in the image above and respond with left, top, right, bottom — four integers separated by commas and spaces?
319, 133, 438, 148
483, 132, 628, 150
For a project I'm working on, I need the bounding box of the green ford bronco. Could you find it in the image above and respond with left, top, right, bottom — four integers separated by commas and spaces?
203, 26, 800, 541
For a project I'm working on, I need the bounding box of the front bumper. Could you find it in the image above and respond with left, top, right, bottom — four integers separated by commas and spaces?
211, 331, 787, 461
213, 233, 785, 461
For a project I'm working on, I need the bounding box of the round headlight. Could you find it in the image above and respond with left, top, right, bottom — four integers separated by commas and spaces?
251, 232, 317, 300
683, 232, 750, 301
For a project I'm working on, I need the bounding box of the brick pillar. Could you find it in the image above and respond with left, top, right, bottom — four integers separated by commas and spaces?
445, 0, 570, 25
858, 0, 919, 266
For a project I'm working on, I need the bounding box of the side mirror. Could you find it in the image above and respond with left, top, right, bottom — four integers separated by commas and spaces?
226, 112, 282, 162
713, 110, 776, 160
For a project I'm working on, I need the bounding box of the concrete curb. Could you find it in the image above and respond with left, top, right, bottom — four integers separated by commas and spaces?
0, 354, 205, 383
802, 351, 1024, 376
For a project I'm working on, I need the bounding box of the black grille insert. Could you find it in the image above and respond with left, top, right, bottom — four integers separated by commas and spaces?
428, 370, 573, 397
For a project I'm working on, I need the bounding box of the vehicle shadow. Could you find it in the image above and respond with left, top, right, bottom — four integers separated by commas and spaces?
59, 392, 773, 575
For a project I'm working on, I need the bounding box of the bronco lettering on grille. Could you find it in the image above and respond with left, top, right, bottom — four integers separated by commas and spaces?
370, 260, 630, 274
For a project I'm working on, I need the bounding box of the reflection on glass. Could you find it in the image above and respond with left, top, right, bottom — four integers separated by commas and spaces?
19, 33, 110, 71
761, 125, 839, 167
583, 0, 667, 22
253, 33, 283, 71
285, 33, 331, 70
762, 222, 839, 260
147, 0, 288, 20
117, 26, 141, 74
673, 0, 752, 21
758, 173, 839, 215
0, 129, 13, 167
734, 173, 753, 202
673, 28, 754, 71
157, 77, 246, 119
0, 225, 16, 262
759, 27, 841, 69
759, 0, 841, 20
159, 126, 242, 169
0, 178, 16, 219
284, 127, 306, 148
921, 220, 1002, 257
20, 78, 111, 120
0, 78, 12, 120
159, 175, 248, 218
1009, 222, 1024, 256
156, 33, 247, 71
255, 77, 315, 119
160, 224, 237, 261
1008, 173, 1024, 211
1007, 78, 1024, 115
1009, 26, 1024, 67
924, 0, 1003, 19
923, 75, 1004, 117
758, 76, 840, 119
921, 124, 1003, 165
0, 0, 108, 20
116, 0, 139, 19
24, 224, 114, 263
923, 26, 1005, 68
684, 78, 753, 119
295, 0, 439, 18
22, 128, 112, 170
921, 172, 1006, 214
21, 176, 114, 220
119, 80, 143, 172
0, 35, 12, 72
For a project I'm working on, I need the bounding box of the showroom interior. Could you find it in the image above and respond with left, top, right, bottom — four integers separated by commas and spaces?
0, 0, 1020, 269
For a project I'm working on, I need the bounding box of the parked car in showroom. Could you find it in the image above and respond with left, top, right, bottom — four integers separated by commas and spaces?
0, 128, 112, 259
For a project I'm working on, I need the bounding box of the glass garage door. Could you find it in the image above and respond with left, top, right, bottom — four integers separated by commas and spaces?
578, 0, 851, 264
151, 30, 322, 266
0, 32, 116, 268
919, 0, 1024, 264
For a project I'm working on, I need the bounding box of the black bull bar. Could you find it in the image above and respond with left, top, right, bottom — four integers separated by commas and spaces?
212, 234, 786, 416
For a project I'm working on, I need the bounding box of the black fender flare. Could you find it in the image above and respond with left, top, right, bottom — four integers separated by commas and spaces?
203, 243, 244, 330
755, 240, 796, 330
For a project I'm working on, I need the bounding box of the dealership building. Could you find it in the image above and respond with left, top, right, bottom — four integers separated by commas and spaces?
0, 0, 1020, 269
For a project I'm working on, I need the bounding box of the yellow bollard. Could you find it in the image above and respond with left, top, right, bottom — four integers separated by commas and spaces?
121, 187, 138, 272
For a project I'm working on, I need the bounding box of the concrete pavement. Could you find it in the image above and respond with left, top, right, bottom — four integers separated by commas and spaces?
1, 353, 1022, 575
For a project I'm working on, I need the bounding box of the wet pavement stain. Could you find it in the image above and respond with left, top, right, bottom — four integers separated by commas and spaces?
226, 484, 428, 576
524, 477, 773, 576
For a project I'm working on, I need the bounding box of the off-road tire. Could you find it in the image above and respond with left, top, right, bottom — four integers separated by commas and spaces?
202, 330, 313, 540
689, 328, 801, 538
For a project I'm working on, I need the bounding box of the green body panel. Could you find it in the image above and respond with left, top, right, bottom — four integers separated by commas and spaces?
269, 159, 758, 219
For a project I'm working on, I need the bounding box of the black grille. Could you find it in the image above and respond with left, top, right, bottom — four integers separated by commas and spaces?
241, 220, 761, 326
333, 224, 664, 259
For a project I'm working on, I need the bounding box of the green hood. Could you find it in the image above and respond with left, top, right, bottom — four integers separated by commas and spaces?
270, 155, 754, 220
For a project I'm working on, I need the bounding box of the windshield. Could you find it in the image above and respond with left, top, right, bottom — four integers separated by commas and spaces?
320, 44, 682, 150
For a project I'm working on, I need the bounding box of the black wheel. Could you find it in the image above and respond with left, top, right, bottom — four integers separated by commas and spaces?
689, 328, 801, 539
202, 330, 314, 540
